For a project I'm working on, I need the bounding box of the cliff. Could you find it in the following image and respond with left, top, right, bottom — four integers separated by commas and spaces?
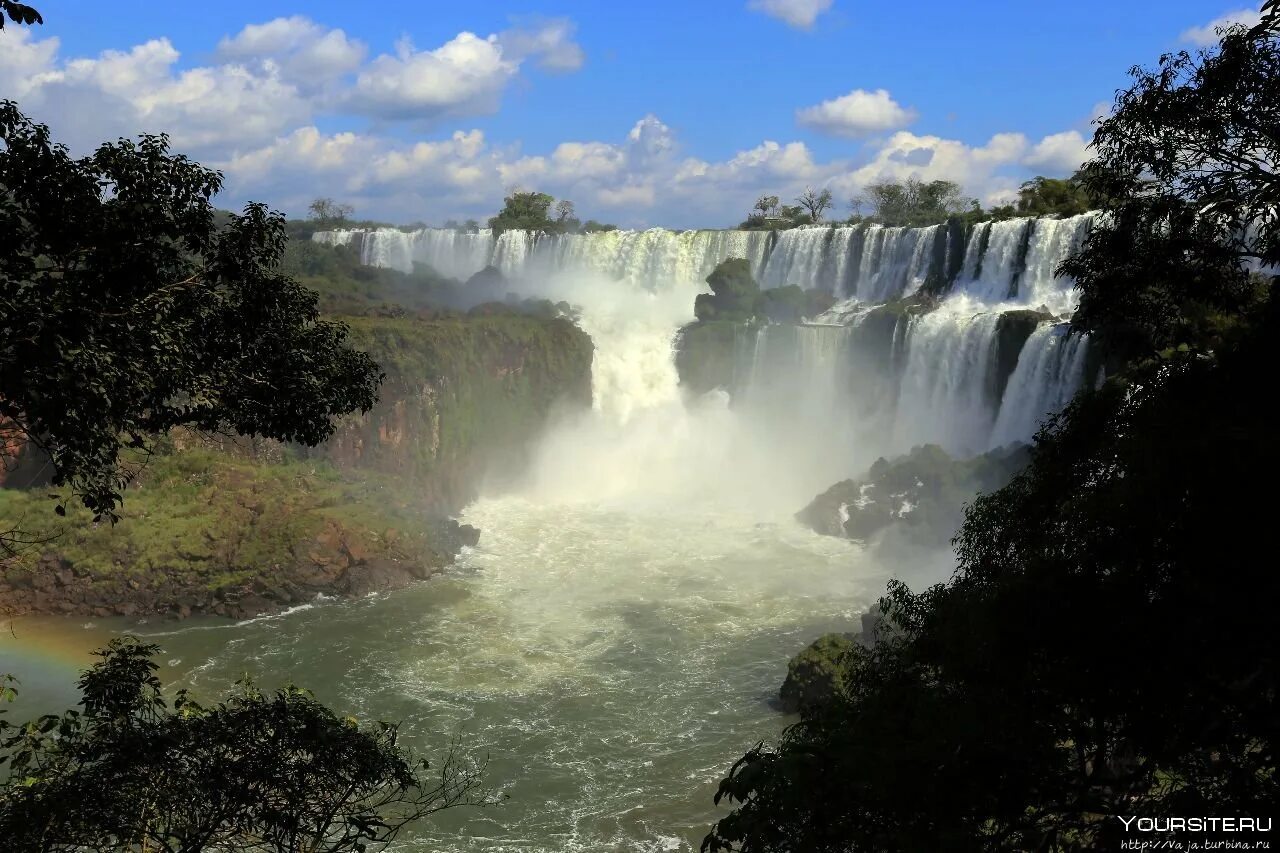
0, 312, 594, 619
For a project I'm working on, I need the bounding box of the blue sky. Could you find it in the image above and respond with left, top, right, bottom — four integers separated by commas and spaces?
0, 1, 1261, 228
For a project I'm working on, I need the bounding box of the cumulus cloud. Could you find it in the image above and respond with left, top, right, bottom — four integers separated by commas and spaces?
216, 16, 366, 88
351, 33, 518, 120
497, 18, 585, 73
747, 0, 834, 29
1179, 8, 1261, 45
1024, 130, 1090, 172
0, 30, 310, 153
796, 88, 917, 138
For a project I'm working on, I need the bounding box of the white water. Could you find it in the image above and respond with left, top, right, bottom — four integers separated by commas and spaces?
990, 323, 1091, 448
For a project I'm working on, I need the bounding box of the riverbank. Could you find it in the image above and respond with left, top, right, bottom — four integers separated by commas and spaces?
1, 310, 594, 620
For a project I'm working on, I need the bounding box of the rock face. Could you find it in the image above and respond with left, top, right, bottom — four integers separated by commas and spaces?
797, 443, 1030, 546
316, 314, 593, 510
1, 313, 592, 619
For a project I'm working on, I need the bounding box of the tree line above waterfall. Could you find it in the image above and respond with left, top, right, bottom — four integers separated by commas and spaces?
705, 5, 1279, 850
739, 172, 1104, 231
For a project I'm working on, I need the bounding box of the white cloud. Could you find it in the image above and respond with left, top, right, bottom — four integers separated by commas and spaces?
796, 88, 917, 138
351, 32, 518, 120
497, 18, 585, 73
1179, 8, 1261, 45
0, 31, 310, 153
216, 16, 366, 87
0, 20, 1095, 229
747, 0, 834, 29
1024, 130, 1090, 172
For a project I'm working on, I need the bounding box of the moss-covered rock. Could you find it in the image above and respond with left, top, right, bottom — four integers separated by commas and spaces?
674, 320, 752, 396
779, 632, 862, 714
797, 443, 1031, 546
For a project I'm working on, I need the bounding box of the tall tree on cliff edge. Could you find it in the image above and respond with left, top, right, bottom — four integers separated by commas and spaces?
0, 104, 383, 558
705, 5, 1279, 851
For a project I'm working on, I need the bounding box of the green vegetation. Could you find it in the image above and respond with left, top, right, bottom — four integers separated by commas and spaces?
854, 177, 980, 227
0, 103, 381, 535
0, 638, 490, 852
0, 442, 469, 617
989, 173, 1104, 220
279, 237, 464, 315
694, 259, 762, 322
692, 259, 833, 324
485, 189, 617, 236
706, 9, 1280, 849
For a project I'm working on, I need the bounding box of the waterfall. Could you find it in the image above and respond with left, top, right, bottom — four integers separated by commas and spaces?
312, 213, 1098, 469
1016, 213, 1096, 316
890, 308, 1003, 457
955, 219, 1030, 303
989, 324, 1090, 448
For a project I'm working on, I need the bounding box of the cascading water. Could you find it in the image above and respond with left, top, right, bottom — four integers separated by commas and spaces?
989, 323, 1090, 449
1016, 213, 1096, 315
890, 306, 1004, 457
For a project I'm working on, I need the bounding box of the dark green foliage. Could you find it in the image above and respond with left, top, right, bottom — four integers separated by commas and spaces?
858, 178, 976, 227
0, 638, 489, 852
488, 190, 586, 236
0, 104, 382, 526
695, 258, 762, 322
706, 10, 1280, 849
0, 1, 40, 28
1013, 174, 1100, 218
796, 186, 834, 223
1061, 9, 1279, 361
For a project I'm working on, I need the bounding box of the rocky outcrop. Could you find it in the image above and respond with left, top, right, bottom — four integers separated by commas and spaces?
315, 314, 593, 512
797, 443, 1030, 547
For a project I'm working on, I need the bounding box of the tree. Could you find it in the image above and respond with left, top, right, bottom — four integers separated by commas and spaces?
0, 1, 40, 28
308, 198, 355, 224
0, 638, 492, 852
705, 7, 1280, 850
753, 195, 780, 219
0, 103, 382, 534
487, 190, 559, 235
1014, 174, 1098, 218
863, 178, 973, 227
796, 186, 833, 222
554, 199, 575, 223
1061, 5, 1279, 361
